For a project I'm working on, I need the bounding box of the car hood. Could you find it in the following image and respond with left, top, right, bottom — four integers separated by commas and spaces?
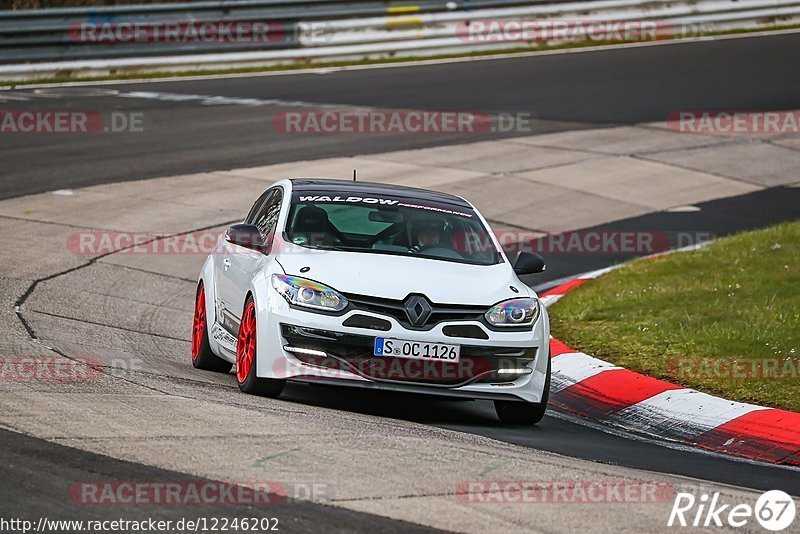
275, 244, 529, 305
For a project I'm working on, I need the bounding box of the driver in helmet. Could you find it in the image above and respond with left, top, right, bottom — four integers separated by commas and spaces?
410, 217, 447, 251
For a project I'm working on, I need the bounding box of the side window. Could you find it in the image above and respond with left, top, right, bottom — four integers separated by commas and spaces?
250, 188, 283, 247
245, 189, 273, 225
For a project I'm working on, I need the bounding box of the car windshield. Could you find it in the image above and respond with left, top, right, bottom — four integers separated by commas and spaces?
285, 191, 502, 266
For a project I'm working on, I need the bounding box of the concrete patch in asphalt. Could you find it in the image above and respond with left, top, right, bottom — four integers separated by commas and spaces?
24, 309, 192, 375
47, 262, 195, 309
366, 139, 600, 174
769, 137, 800, 152
27, 284, 190, 341
96, 223, 232, 281
438, 175, 649, 233
644, 141, 800, 187
109, 171, 272, 210
515, 156, 761, 211
511, 125, 740, 155
0, 185, 242, 232
0, 217, 94, 280
226, 157, 486, 189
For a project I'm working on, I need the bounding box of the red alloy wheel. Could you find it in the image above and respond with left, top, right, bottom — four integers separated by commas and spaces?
191, 286, 206, 361
236, 301, 257, 383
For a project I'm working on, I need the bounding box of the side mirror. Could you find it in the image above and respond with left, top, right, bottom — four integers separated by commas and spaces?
226, 224, 266, 253
513, 251, 546, 275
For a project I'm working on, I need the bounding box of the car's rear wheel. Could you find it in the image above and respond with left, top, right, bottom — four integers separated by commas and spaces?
236, 296, 285, 397
494, 358, 550, 425
191, 282, 233, 373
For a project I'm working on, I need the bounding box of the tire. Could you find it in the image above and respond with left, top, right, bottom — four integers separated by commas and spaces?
494, 358, 550, 425
191, 282, 233, 373
236, 295, 285, 397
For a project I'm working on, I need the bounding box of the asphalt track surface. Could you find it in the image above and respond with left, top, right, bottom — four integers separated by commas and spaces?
2, 32, 800, 199
1, 32, 800, 528
0, 427, 441, 533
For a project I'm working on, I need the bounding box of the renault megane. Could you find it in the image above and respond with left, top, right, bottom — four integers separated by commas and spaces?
192, 179, 550, 424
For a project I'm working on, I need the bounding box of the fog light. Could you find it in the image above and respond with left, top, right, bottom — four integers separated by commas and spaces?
284, 345, 327, 357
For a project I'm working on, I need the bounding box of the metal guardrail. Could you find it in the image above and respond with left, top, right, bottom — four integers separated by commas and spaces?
0, 0, 798, 79
0, 0, 557, 62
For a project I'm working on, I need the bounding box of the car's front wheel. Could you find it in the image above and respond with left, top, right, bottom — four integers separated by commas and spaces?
236, 296, 285, 397
494, 358, 550, 425
192, 282, 233, 373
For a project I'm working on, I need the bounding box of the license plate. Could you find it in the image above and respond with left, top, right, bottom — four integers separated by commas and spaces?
374, 338, 460, 363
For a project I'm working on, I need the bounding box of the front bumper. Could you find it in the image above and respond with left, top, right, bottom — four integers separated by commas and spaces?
281, 323, 538, 387
257, 293, 550, 403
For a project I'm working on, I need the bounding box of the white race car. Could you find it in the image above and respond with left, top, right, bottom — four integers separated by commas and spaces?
192, 179, 551, 424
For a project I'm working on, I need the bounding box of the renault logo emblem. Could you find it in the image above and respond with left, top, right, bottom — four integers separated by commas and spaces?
404, 295, 433, 327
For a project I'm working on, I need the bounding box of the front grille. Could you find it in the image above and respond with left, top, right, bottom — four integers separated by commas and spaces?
281, 323, 536, 386
344, 293, 487, 331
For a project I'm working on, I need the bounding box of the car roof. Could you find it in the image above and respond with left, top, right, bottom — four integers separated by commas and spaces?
289, 178, 472, 208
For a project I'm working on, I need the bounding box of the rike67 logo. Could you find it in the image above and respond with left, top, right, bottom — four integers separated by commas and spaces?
668, 490, 796, 531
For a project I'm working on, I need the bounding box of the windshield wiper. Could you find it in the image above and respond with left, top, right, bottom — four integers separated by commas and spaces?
308, 245, 369, 252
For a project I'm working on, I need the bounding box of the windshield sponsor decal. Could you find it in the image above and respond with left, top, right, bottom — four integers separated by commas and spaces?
397, 201, 473, 218
298, 195, 398, 205
297, 195, 473, 218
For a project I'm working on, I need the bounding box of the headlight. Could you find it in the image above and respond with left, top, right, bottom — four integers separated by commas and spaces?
271, 274, 348, 312
485, 298, 540, 327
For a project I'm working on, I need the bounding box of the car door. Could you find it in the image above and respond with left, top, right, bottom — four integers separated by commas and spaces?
217, 187, 283, 332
